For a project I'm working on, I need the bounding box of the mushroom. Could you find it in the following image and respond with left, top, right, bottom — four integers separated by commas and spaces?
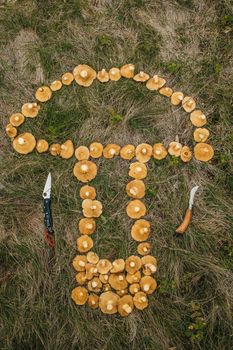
87, 251, 99, 265
6, 124, 17, 138
126, 200, 146, 219
75, 146, 90, 160
103, 144, 121, 158
50, 80, 62, 91
103, 283, 111, 292
153, 143, 168, 160
131, 219, 151, 242
194, 143, 214, 162
168, 141, 182, 157
13, 133, 36, 154
125, 256, 142, 274
99, 274, 110, 284
126, 180, 145, 199
133, 292, 148, 310
36, 139, 49, 153
71, 286, 89, 305
76, 235, 94, 253
136, 143, 153, 163
78, 218, 96, 235
75, 271, 87, 285
120, 144, 135, 160
190, 110, 207, 127
140, 276, 157, 294
133, 71, 150, 82
118, 295, 134, 316
35, 86, 52, 102
10, 113, 25, 126
109, 273, 128, 290
193, 128, 209, 142
99, 291, 119, 314
82, 199, 103, 218
137, 242, 151, 256
117, 289, 128, 297
97, 259, 112, 274
88, 277, 102, 293
60, 140, 74, 159
171, 92, 184, 105
180, 146, 193, 162
141, 255, 157, 275
80, 185, 96, 200
72, 255, 87, 272
120, 63, 135, 78
109, 67, 121, 81
61, 72, 74, 85
129, 283, 140, 295
97, 69, 109, 83
49, 143, 61, 156
86, 263, 98, 280
89, 142, 103, 158
73, 160, 97, 183
146, 75, 166, 90
88, 294, 99, 309
159, 87, 173, 97
110, 259, 125, 273
73, 64, 96, 87
126, 271, 141, 284
128, 162, 147, 180
182, 96, 196, 112
21, 102, 40, 118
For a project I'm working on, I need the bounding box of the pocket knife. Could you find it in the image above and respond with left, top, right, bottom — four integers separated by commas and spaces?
42, 172, 55, 247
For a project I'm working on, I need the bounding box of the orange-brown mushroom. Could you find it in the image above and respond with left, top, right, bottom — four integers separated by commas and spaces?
99, 291, 119, 314
194, 143, 214, 162
128, 162, 147, 180
88, 294, 99, 309
171, 92, 184, 105
141, 255, 157, 275
159, 87, 173, 97
168, 141, 182, 157
146, 75, 166, 90
133, 292, 148, 310
75, 272, 87, 285
131, 219, 151, 242
78, 218, 96, 235
97, 259, 112, 274
103, 144, 121, 158
13, 133, 36, 154
21, 102, 40, 118
88, 277, 102, 293
87, 251, 99, 264
117, 289, 128, 297
9, 113, 25, 127
126, 179, 145, 199
99, 274, 110, 284
118, 295, 134, 316
73, 64, 96, 87
180, 146, 193, 162
129, 283, 140, 295
110, 259, 125, 273
49, 143, 61, 156
36, 139, 49, 153
6, 124, 17, 138
80, 185, 96, 200
133, 71, 150, 82
126, 271, 141, 284
109, 273, 128, 290
50, 80, 62, 91
109, 67, 121, 81
140, 276, 157, 294
61, 72, 74, 85
35, 86, 52, 102
72, 255, 87, 272
86, 263, 98, 280
60, 140, 74, 159
71, 286, 89, 305
182, 96, 196, 113
190, 110, 207, 127
77, 235, 94, 253
136, 143, 153, 163
120, 63, 135, 78
73, 160, 97, 183
82, 199, 103, 218
137, 242, 152, 256
75, 146, 90, 161
103, 283, 112, 292
125, 256, 142, 274
193, 128, 210, 142
120, 144, 135, 160
89, 142, 103, 158
126, 200, 146, 219
97, 69, 109, 83
153, 143, 168, 160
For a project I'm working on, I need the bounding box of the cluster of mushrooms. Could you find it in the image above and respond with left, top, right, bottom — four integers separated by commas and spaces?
6, 63, 214, 162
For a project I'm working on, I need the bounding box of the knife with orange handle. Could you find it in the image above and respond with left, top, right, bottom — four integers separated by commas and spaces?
176, 186, 199, 234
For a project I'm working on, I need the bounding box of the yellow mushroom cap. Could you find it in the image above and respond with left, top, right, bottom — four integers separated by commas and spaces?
109, 273, 128, 291
153, 143, 168, 160
13, 133, 36, 154
97, 68, 109, 83
125, 256, 142, 274
118, 295, 134, 316
36, 139, 49, 153
140, 276, 157, 294
71, 286, 89, 305
99, 291, 119, 314
75, 271, 87, 285
137, 242, 152, 256
126, 179, 145, 199
76, 235, 94, 253
82, 199, 103, 218
85, 263, 99, 280
88, 277, 102, 292
72, 255, 87, 272
133, 71, 150, 82
109, 67, 121, 81
89, 142, 103, 158
190, 110, 207, 127
50, 80, 62, 91
168, 141, 182, 156
6, 124, 17, 138
61, 72, 74, 85
9, 113, 25, 127
126, 271, 141, 284
136, 143, 153, 163
171, 92, 184, 105
103, 144, 121, 158
131, 219, 151, 242
49, 143, 61, 156
97, 259, 112, 274
73, 160, 97, 183
194, 143, 214, 162
120, 63, 135, 78
35, 86, 52, 102
117, 289, 128, 297
133, 291, 148, 310
126, 200, 146, 219
78, 218, 96, 235
88, 294, 99, 309
75, 146, 90, 160
60, 140, 74, 159
129, 283, 140, 295
194, 128, 210, 142
110, 259, 125, 273
129, 162, 147, 179
73, 64, 96, 87
99, 274, 110, 284
21, 102, 40, 118
182, 96, 196, 113
141, 255, 157, 275
103, 283, 112, 292
80, 185, 96, 200
159, 87, 173, 97
180, 146, 193, 162
87, 251, 99, 264
146, 75, 166, 90
120, 144, 135, 160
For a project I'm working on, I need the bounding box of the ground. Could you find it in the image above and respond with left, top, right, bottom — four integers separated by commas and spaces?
0, 0, 233, 349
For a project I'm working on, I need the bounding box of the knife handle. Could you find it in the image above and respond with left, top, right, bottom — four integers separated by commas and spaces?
43, 198, 53, 232
44, 229, 55, 248
175, 208, 192, 234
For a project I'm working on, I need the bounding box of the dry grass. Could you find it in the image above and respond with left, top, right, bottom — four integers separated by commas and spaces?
0, 0, 233, 349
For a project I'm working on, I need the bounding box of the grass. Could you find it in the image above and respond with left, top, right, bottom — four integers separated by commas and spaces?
0, 0, 233, 349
